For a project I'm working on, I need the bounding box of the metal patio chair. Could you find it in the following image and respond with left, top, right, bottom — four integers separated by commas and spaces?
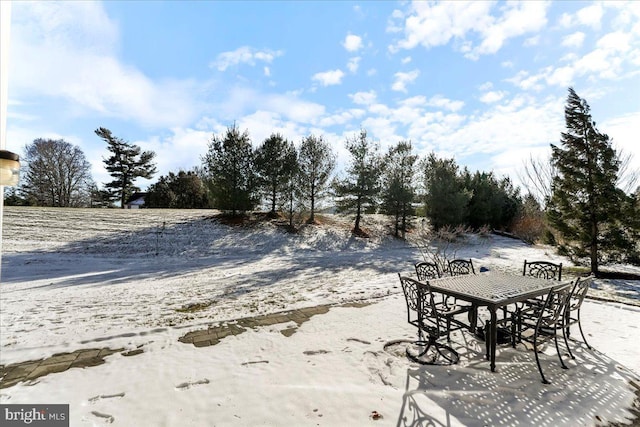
515, 282, 573, 384
398, 274, 468, 365
523, 260, 563, 280
448, 259, 476, 276
518, 260, 564, 309
562, 275, 594, 358
414, 261, 441, 281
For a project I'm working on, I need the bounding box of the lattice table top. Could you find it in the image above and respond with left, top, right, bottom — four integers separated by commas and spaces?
425, 273, 570, 304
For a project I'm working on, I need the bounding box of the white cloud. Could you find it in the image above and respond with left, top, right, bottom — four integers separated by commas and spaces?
524, 36, 540, 47
576, 3, 604, 29
211, 46, 284, 71
390, 1, 550, 58
312, 69, 345, 86
401, 56, 412, 64
505, 70, 545, 91
558, 12, 573, 28
425, 95, 565, 182
347, 57, 361, 73
398, 95, 427, 108
349, 90, 377, 105
386, 9, 405, 34
602, 112, 640, 189
426, 95, 464, 112
342, 33, 363, 52
545, 65, 576, 87
215, 86, 326, 125
473, 2, 549, 57
596, 31, 632, 52
478, 81, 493, 91
391, 70, 419, 93
562, 31, 586, 48
145, 127, 211, 177
10, 2, 202, 128
264, 66, 271, 77
479, 91, 506, 104
318, 109, 366, 127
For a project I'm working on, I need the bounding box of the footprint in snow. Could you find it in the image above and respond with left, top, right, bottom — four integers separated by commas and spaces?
90, 411, 114, 424
88, 392, 125, 404
175, 378, 210, 390
347, 338, 371, 345
303, 350, 330, 356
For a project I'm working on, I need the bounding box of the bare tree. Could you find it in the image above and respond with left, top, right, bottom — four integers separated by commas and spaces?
22, 138, 94, 207
517, 153, 557, 208
616, 149, 639, 194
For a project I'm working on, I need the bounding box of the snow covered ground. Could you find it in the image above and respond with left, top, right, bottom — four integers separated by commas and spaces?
1, 207, 639, 426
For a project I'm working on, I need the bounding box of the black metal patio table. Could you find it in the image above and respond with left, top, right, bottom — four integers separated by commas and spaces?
425, 272, 568, 372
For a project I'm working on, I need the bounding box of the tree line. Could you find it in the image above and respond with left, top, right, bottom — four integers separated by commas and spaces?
4, 88, 639, 272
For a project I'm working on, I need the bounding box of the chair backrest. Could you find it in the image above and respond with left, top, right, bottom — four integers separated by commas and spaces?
568, 275, 593, 313
523, 260, 562, 281
538, 283, 572, 329
397, 274, 442, 335
415, 262, 441, 281
448, 259, 475, 276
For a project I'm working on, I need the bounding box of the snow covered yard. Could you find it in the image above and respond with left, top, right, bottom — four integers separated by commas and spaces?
1, 207, 639, 426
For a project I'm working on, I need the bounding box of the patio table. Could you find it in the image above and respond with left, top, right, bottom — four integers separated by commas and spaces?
426, 272, 570, 372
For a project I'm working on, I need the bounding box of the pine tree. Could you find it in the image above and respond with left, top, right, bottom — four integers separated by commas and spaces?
333, 129, 383, 235
146, 171, 209, 209
422, 153, 471, 230
548, 87, 635, 274
95, 127, 157, 208
202, 124, 257, 216
254, 133, 297, 217
298, 134, 336, 224
381, 141, 417, 238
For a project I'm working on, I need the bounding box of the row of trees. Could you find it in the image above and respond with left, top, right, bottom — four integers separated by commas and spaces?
4, 88, 639, 273
193, 125, 522, 237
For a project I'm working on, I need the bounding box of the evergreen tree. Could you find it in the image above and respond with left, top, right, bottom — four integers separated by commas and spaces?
298, 134, 336, 223
465, 171, 520, 230
381, 141, 417, 238
88, 183, 115, 208
146, 171, 209, 209
95, 127, 157, 208
202, 124, 257, 215
548, 87, 635, 274
422, 153, 471, 230
333, 129, 383, 234
281, 142, 301, 229
254, 133, 297, 216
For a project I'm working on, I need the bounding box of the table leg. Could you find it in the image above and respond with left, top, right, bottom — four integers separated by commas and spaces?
489, 308, 497, 372
468, 304, 478, 332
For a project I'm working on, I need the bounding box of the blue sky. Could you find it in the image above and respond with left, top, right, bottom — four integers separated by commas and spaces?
5, 1, 640, 192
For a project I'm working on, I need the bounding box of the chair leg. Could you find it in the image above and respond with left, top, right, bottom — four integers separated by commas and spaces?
433, 343, 459, 364
406, 339, 459, 365
577, 310, 592, 349
533, 332, 550, 384
510, 312, 517, 348
485, 320, 490, 361
562, 325, 575, 360
553, 332, 568, 369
